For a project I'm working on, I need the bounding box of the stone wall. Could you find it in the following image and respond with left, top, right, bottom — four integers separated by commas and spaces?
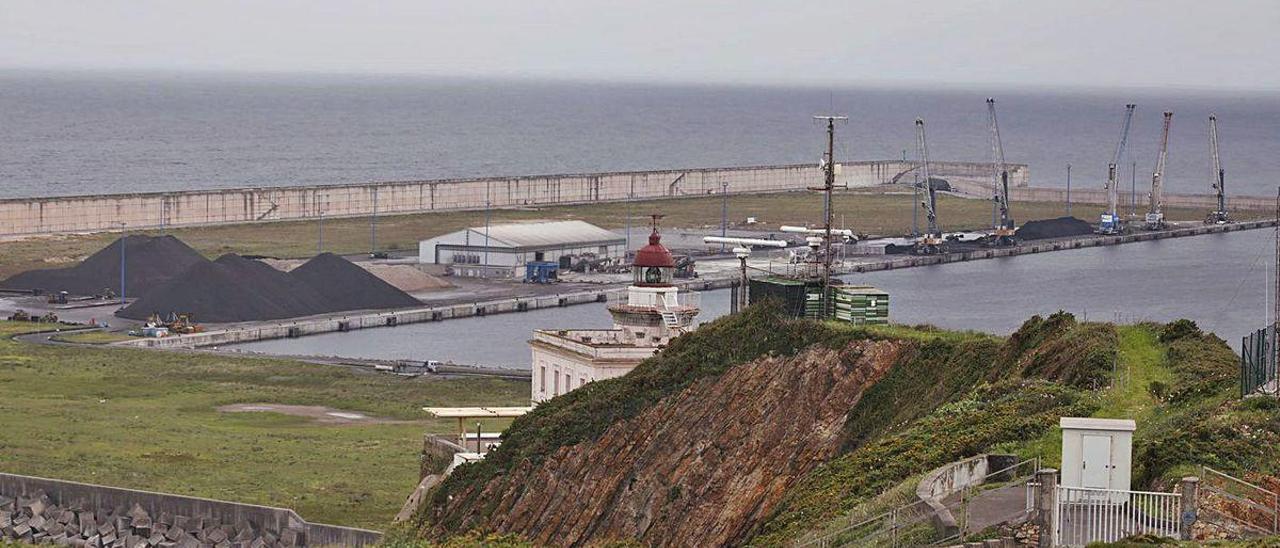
0, 471, 380, 547
0, 161, 1024, 236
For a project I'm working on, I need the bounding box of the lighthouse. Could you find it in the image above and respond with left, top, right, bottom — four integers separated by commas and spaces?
528, 218, 700, 403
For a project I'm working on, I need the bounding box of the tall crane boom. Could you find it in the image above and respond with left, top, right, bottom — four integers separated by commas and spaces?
1207, 114, 1229, 223
1100, 104, 1136, 234
1145, 111, 1173, 229
911, 118, 945, 255
915, 118, 939, 237
986, 98, 1016, 245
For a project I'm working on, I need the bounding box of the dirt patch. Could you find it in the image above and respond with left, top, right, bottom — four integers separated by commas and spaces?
360, 264, 451, 293
217, 403, 412, 424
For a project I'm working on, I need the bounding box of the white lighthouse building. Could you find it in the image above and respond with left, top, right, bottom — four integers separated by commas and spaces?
528, 223, 700, 403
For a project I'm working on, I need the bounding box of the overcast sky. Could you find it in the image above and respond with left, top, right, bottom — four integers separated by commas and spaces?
2, 0, 1277, 90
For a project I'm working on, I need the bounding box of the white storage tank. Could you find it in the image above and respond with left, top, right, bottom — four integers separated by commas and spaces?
1060, 417, 1136, 494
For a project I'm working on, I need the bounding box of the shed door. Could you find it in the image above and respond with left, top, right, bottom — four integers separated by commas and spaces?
1081, 434, 1112, 489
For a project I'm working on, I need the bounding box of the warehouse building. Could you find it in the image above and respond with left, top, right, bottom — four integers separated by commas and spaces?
418, 220, 626, 278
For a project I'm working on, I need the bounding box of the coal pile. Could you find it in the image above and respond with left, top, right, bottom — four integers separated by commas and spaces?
0, 490, 307, 547
119, 253, 420, 323
1015, 216, 1095, 241
1, 235, 206, 297
290, 253, 422, 311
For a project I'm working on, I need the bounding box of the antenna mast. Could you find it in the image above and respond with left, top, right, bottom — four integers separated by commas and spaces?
812, 115, 848, 317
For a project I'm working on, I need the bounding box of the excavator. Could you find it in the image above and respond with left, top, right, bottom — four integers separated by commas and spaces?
1100, 104, 1136, 235
912, 118, 945, 255
986, 98, 1016, 246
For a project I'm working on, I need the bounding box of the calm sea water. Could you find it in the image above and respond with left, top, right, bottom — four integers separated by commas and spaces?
235, 228, 1273, 367
2, 71, 1279, 198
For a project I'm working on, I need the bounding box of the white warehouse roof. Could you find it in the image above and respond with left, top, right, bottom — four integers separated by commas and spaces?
435, 220, 624, 250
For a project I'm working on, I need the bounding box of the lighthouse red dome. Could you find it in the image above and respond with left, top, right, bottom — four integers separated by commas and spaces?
633, 230, 676, 268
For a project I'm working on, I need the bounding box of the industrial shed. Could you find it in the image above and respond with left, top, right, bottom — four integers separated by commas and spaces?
418, 220, 626, 278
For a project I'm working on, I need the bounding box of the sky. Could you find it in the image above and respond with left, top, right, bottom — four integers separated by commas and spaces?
1, 0, 1278, 90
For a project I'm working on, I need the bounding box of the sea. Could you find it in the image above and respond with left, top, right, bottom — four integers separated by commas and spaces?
2, 70, 1279, 198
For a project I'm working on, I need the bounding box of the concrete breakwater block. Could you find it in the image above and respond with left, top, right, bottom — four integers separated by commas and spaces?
0, 487, 310, 547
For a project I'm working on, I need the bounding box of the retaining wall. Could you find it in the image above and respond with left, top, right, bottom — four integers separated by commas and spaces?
0, 161, 1023, 236
0, 471, 381, 547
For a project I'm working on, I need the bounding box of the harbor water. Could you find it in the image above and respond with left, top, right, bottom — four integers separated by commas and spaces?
234, 228, 1273, 367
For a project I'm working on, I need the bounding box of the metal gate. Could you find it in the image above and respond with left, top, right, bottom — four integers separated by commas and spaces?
1200, 466, 1280, 536
1053, 486, 1181, 546
1241, 325, 1278, 397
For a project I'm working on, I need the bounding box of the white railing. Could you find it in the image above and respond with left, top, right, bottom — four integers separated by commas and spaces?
1054, 486, 1181, 546
607, 289, 701, 310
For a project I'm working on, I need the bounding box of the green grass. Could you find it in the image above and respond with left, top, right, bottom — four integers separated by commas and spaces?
1097, 326, 1173, 421
49, 329, 135, 344
0, 321, 527, 529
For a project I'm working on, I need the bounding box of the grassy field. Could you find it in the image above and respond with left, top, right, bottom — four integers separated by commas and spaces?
0, 189, 1246, 280
0, 321, 527, 530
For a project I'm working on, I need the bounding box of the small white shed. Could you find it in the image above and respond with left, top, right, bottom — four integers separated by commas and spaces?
1060, 417, 1135, 492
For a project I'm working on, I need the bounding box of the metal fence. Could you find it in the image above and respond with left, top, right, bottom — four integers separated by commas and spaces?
1200, 465, 1280, 537
1241, 324, 1278, 397
1053, 486, 1181, 546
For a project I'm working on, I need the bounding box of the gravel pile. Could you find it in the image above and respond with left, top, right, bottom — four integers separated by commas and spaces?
0, 491, 307, 547
1, 235, 206, 297
1015, 216, 1095, 241
118, 252, 420, 323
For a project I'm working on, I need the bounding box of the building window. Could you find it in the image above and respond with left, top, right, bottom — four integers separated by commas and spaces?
553, 369, 560, 395
599, 245, 608, 254
540, 366, 546, 392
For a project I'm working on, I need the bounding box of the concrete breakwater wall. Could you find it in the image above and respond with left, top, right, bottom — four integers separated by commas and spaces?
119, 277, 736, 350
0, 161, 1023, 236
0, 471, 381, 547
946, 178, 1274, 211
118, 219, 1274, 351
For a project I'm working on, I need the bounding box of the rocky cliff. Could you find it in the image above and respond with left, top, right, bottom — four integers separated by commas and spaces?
431, 340, 907, 546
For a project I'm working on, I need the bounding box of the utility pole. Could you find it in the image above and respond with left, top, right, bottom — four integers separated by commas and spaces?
483, 181, 492, 277
1066, 163, 1072, 216
813, 115, 848, 319
316, 192, 326, 255
626, 176, 634, 256
720, 180, 729, 252
370, 187, 378, 256
119, 226, 127, 305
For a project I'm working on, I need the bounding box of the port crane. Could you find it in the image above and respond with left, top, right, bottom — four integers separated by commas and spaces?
1206, 114, 1229, 224
986, 98, 1016, 246
913, 118, 945, 254
1100, 104, 1136, 234
1145, 112, 1173, 230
